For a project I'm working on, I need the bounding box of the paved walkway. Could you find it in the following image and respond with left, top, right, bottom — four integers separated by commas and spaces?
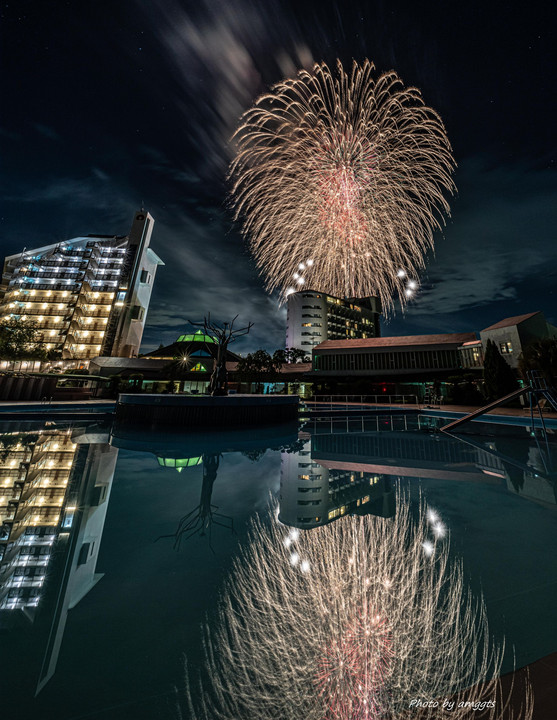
0, 399, 114, 407
502, 651, 557, 719
422, 402, 557, 420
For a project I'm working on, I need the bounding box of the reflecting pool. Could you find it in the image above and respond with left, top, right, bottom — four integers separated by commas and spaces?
0, 415, 555, 719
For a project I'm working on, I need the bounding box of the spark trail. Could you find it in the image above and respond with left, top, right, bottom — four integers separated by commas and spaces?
230, 60, 456, 312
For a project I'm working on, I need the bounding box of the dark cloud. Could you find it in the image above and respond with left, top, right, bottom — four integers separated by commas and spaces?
33, 123, 61, 141
142, 205, 286, 353
1, 0, 555, 352
390, 158, 557, 333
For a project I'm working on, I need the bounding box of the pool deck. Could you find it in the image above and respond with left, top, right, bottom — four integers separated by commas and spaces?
0, 399, 113, 406
504, 652, 557, 719
0, 398, 116, 420
0, 398, 555, 422
422, 402, 557, 420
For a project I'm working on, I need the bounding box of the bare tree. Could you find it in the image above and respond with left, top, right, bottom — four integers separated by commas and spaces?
189, 314, 253, 396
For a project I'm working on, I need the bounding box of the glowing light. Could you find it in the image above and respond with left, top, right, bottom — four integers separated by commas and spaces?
426, 508, 439, 525
407, 280, 417, 290
422, 540, 435, 556
230, 60, 455, 313
432, 522, 447, 539
289, 552, 300, 566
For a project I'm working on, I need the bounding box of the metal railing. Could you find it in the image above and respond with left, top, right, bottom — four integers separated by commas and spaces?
305, 394, 421, 411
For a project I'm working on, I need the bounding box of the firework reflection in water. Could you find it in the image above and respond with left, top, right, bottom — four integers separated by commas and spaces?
183, 491, 532, 719
230, 60, 456, 313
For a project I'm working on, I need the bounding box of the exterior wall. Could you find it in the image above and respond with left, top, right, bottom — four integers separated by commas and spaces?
480, 314, 551, 369
480, 325, 523, 368
279, 440, 330, 527
109, 212, 163, 358
458, 342, 483, 369
0, 211, 163, 362
286, 290, 380, 351
313, 344, 464, 376
286, 292, 328, 350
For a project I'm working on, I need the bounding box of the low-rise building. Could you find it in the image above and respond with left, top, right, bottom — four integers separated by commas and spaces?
312, 333, 477, 378
480, 312, 557, 368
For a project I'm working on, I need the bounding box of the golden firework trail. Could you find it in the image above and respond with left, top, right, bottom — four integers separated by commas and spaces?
183, 492, 532, 719
229, 60, 456, 313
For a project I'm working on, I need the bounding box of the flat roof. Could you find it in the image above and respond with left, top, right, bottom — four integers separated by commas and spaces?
314, 333, 477, 351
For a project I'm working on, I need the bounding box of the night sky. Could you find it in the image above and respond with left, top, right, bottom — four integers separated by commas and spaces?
1, 0, 556, 353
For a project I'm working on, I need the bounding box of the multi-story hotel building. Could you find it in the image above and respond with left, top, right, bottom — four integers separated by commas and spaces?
0, 211, 163, 362
286, 290, 381, 352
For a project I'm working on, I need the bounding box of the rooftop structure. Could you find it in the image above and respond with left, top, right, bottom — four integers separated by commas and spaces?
0, 211, 163, 363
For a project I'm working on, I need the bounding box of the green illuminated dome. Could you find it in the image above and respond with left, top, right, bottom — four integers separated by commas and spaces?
157, 456, 203, 471
176, 329, 216, 343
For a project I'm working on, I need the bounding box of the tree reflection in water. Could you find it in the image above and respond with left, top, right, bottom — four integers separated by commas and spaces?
156, 454, 234, 553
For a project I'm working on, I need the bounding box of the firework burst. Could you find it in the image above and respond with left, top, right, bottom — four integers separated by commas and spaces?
183, 492, 532, 719
229, 60, 456, 312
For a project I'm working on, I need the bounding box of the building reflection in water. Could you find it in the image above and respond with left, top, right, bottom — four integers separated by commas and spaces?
280, 417, 556, 531
0, 422, 117, 695
0, 414, 553, 700
279, 437, 395, 529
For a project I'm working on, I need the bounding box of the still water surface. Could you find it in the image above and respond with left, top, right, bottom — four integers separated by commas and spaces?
0, 416, 555, 719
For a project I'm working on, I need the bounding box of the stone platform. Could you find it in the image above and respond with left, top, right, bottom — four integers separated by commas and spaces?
114, 393, 299, 427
